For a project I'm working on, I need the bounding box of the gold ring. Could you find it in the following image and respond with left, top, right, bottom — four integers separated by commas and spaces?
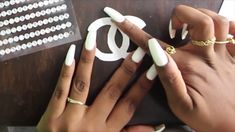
166, 46, 176, 55
191, 37, 216, 47
67, 97, 87, 107
215, 36, 235, 44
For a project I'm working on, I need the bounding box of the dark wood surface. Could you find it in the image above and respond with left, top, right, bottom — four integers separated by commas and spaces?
0, 0, 223, 126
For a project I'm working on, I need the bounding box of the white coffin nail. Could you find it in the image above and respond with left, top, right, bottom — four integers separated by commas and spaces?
181, 23, 188, 40
132, 47, 145, 63
148, 38, 168, 67
85, 32, 96, 51
146, 64, 158, 81
154, 124, 166, 132
104, 7, 125, 23
169, 19, 176, 39
65, 44, 76, 66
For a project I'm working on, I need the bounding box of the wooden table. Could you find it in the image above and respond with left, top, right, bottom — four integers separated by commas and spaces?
0, 0, 223, 126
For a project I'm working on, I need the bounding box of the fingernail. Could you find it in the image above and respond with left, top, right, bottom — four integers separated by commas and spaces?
154, 124, 166, 132
146, 64, 158, 81
65, 44, 76, 66
169, 19, 176, 39
85, 32, 96, 51
148, 38, 168, 67
181, 23, 188, 40
104, 7, 125, 23
132, 47, 145, 63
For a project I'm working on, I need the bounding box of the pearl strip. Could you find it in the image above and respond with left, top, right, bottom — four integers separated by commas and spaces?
0, 4, 67, 28
0, 0, 25, 9
0, 31, 73, 56
0, 13, 70, 36
0, 0, 64, 18
0, 21, 72, 46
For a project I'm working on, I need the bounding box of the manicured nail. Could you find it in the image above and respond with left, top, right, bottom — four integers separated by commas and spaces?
146, 64, 158, 81
104, 7, 125, 23
181, 23, 188, 40
85, 32, 96, 51
169, 19, 176, 39
132, 47, 145, 63
148, 38, 168, 67
65, 44, 76, 66
154, 124, 166, 132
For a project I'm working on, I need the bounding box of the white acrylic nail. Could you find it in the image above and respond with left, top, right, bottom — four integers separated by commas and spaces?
65, 44, 76, 66
148, 38, 168, 67
155, 124, 166, 132
146, 64, 158, 81
169, 19, 176, 39
85, 32, 96, 51
181, 23, 188, 40
104, 7, 125, 23
132, 47, 145, 63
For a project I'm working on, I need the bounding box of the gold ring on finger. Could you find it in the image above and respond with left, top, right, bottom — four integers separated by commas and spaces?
191, 37, 216, 47
166, 46, 176, 55
215, 35, 235, 44
67, 97, 88, 107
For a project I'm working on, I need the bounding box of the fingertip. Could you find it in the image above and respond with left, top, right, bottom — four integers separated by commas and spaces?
65, 44, 76, 66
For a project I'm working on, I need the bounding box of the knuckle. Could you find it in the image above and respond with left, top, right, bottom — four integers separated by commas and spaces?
60, 70, 73, 79
105, 83, 123, 101
214, 15, 229, 27
173, 5, 186, 14
137, 77, 152, 92
120, 59, 137, 76
123, 97, 138, 115
54, 86, 66, 100
199, 16, 213, 28
80, 53, 94, 64
72, 77, 88, 94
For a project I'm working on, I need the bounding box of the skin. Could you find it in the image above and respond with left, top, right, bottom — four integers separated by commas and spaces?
37, 5, 235, 132
36, 36, 154, 131
121, 5, 235, 132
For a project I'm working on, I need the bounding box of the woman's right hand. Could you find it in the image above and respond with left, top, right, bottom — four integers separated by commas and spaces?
104, 5, 235, 132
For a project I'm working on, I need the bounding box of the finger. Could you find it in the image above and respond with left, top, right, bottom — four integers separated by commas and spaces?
227, 21, 235, 57
171, 5, 215, 57
66, 32, 96, 113
103, 7, 170, 52
107, 65, 156, 130
46, 45, 76, 118
88, 47, 145, 120
198, 8, 229, 53
148, 39, 192, 114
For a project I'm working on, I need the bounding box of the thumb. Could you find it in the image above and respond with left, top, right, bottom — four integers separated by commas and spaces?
148, 38, 192, 110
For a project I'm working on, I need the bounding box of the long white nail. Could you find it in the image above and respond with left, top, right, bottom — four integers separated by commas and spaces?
65, 44, 76, 66
146, 64, 158, 81
132, 47, 145, 63
169, 19, 176, 39
104, 7, 125, 23
154, 124, 166, 132
181, 23, 188, 40
85, 32, 96, 51
148, 38, 168, 67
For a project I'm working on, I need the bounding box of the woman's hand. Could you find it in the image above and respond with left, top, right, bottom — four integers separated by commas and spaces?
104, 5, 235, 132
37, 31, 156, 131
